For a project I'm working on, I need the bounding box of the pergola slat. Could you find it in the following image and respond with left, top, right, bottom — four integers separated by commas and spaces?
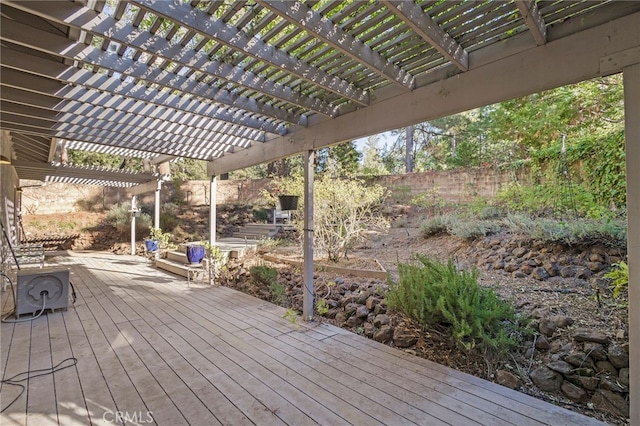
257, 1, 415, 90
515, 0, 548, 46
383, 0, 469, 72
130, 0, 370, 106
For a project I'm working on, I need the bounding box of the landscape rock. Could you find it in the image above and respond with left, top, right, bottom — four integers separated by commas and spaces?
529, 367, 562, 392
356, 305, 370, 318
393, 327, 418, 348
564, 352, 592, 368
512, 247, 528, 258
538, 318, 557, 337
591, 389, 630, 417
512, 271, 528, 279
595, 360, 618, 376
535, 335, 550, 350
543, 262, 560, 277
582, 342, 607, 361
565, 375, 599, 391
559, 266, 575, 278
546, 360, 574, 375
373, 314, 391, 327
504, 262, 519, 272
365, 296, 379, 310
586, 262, 605, 272
561, 381, 588, 403
573, 328, 609, 344
493, 259, 506, 270
575, 267, 592, 280
363, 322, 375, 338
346, 315, 364, 328
496, 370, 519, 389
551, 315, 574, 329
607, 344, 629, 369
373, 326, 393, 343
600, 377, 628, 393
531, 267, 550, 281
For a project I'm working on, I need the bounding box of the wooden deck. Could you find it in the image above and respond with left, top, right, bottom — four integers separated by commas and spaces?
1, 251, 605, 426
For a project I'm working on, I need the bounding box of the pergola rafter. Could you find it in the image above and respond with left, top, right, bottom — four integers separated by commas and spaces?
382, 0, 469, 72
256, 0, 415, 91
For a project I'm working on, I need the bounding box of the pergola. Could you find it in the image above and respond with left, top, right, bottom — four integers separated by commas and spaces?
0, 1, 639, 420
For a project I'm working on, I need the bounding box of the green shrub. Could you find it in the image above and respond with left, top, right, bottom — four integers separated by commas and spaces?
387, 255, 520, 352
106, 203, 152, 235
449, 219, 501, 240
249, 265, 278, 285
420, 213, 457, 237
604, 261, 629, 298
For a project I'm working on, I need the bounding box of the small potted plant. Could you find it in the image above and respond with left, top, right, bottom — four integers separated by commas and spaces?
146, 227, 172, 254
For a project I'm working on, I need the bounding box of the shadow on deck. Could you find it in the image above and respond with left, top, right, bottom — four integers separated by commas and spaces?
0, 251, 605, 425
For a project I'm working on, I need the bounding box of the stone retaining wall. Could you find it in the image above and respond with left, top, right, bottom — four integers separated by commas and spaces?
20, 167, 521, 215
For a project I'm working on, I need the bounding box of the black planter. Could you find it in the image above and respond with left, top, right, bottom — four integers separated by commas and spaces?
278, 195, 299, 211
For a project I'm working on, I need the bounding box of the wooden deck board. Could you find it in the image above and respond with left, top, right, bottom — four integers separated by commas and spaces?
0, 252, 607, 426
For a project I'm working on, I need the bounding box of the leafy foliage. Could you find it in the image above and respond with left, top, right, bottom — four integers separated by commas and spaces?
105, 203, 151, 236
603, 261, 629, 298
387, 255, 520, 352
266, 174, 390, 262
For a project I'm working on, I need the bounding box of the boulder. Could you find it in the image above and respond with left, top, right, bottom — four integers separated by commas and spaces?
538, 318, 557, 337
373, 314, 391, 327
355, 305, 370, 318
393, 327, 418, 348
346, 315, 364, 328
551, 315, 574, 329
600, 377, 628, 393
512, 271, 528, 279
531, 267, 549, 281
561, 381, 588, 403
365, 296, 379, 310
496, 370, 519, 389
546, 360, 574, 375
520, 264, 534, 275
575, 267, 592, 280
363, 322, 375, 338
586, 262, 605, 273
512, 247, 528, 258
582, 342, 607, 361
373, 326, 393, 343
529, 366, 562, 392
564, 352, 593, 368
543, 262, 560, 277
573, 328, 609, 344
565, 374, 599, 391
591, 389, 630, 417
535, 335, 551, 350
607, 344, 629, 369
559, 266, 575, 278
595, 360, 618, 376
493, 259, 506, 270
504, 262, 519, 272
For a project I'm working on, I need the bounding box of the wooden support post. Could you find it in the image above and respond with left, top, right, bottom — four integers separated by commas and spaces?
130, 194, 137, 256
624, 62, 640, 425
209, 176, 217, 245
303, 150, 315, 321
154, 180, 161, 229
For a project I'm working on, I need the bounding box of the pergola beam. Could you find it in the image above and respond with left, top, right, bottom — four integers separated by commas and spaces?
257, 0, 415, 90
515, 0, 547, 46
382, 0, 469, 72
130, 0, 370, 106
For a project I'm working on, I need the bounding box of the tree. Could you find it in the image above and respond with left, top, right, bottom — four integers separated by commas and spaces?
361, 135, 388, 176
317, 141, 361, 177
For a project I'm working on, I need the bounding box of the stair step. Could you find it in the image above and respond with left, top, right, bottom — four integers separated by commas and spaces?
155, 258, 205, 279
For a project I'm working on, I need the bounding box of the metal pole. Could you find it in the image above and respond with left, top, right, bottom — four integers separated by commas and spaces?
209, 175, 217, 245
303, 150, 315, 321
